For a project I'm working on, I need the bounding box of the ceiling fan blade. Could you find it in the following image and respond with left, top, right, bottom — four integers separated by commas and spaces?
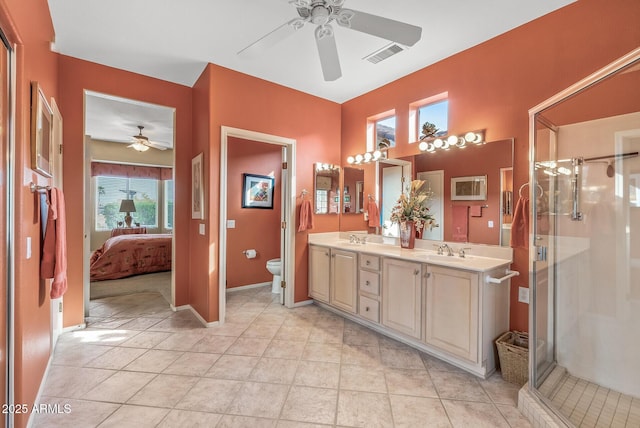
336, 9, 421, 46
315, 25, 341, 81
145, 140, 169, 151
238, 18, 307, 56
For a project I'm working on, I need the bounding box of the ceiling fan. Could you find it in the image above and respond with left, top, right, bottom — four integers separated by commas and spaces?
128, 125, 167, 152
238, 0, 422, 81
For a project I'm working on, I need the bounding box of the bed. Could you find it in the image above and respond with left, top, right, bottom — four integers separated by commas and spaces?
90, 234, 172, 281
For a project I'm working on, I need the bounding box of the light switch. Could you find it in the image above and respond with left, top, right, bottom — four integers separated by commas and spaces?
487, 220, 494, 228
26, 237, 32, 259
518, 286, 530, 304
199, 223, 205, 235
227, 220, 236, 229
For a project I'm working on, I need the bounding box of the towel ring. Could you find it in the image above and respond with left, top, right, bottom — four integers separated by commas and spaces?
518, 183, 543, 198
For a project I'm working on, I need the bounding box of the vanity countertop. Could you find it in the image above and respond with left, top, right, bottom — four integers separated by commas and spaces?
308, 233, 512, 273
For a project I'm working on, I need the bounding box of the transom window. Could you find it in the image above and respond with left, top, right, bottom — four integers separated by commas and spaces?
376, 115, 396, 149
418, 99, 448, 139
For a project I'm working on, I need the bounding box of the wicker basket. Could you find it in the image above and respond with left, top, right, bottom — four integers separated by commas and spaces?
495, 331, 529, 386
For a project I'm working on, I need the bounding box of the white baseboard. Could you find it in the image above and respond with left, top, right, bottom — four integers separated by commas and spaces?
226, 282, 270, 292
62, 323, 86, 333
292, 299, 314, 307
173, 303, 220, 328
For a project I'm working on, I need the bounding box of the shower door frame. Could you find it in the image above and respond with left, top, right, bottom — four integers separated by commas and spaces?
527, 47, 640, 422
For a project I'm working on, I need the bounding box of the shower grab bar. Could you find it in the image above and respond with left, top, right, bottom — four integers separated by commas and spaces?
570, 157, 584, 221
486, 269, 520, 284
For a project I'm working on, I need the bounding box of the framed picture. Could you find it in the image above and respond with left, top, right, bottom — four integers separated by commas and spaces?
30, 81, 53, 178
242, 173, 274, 209
192, 153, 205, 219
451, 175, 487, 200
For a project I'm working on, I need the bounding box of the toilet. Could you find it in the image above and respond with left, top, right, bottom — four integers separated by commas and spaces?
266, 258, 281, 294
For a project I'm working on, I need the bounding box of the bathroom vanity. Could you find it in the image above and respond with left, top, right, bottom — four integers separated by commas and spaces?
308, 232, 516, 378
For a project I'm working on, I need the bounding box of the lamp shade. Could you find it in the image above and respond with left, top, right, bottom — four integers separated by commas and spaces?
119, 199, 136, 213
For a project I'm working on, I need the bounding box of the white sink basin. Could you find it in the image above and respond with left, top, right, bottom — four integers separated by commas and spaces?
420, 254, 465, 263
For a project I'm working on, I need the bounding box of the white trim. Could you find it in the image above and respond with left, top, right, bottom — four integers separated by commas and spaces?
26, 348, 56, 428
227, 282, 271, 292
172, 304, 220, 328
219, 126, 297, 324
61, 323, 86, 333
292, 299, 314, 307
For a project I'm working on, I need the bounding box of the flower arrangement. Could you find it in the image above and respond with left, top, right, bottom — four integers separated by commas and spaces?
390, 179, 437, 233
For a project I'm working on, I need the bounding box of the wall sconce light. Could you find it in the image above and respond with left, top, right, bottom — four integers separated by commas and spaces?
347, 149, 388, 165
419, 130, 485, 153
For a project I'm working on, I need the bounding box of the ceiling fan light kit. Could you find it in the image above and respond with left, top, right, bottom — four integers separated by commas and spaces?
127, 125, 166, 152
238, 0, 422, 81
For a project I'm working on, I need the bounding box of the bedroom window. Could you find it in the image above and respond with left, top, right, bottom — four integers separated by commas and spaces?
95, 176, 159, 230
164, 180, 173, 229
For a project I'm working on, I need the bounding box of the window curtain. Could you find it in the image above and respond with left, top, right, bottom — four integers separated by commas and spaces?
91, 162, 172, 180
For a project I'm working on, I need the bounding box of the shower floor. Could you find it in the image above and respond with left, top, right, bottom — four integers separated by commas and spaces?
539, 366, 640, 427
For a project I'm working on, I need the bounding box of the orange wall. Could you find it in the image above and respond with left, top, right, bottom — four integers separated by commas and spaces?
191, 63, 341, 322
341, 0, 640, 331
57, 56, 193, 321
0, 0, 58, 426
227, 137, 282, 288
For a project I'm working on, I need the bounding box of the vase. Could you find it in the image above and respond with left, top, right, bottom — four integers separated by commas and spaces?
399, 221, 416, 249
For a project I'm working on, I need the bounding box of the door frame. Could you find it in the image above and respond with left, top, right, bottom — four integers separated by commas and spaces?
219, 126, 296, 322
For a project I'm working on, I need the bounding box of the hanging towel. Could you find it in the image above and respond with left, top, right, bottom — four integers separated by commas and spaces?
451, 205, 469, 242
298, 199, 314, 232
510, 196, 529, 249
40, 187, 68, 299
470, 205, 482, 217
367, 200, 380, 228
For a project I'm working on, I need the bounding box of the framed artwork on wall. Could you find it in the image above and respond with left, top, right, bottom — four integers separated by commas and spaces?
30, 81, 53, 178
451, 175, 487, 200
242, 173, 274, 209
192, 153, 205, 219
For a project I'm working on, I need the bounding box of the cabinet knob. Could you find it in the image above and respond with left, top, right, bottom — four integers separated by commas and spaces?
325, 252, 329, 256
414, 269, 420, 276
366, 260, 371, 266
365, 306, 370, 312
331, 254, 336, 258
365, 280, 370, 286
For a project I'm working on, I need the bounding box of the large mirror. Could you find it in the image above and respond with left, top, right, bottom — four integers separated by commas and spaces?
351, 138, 513, 245
314, 163, 341, 214
342, 166, 365, 214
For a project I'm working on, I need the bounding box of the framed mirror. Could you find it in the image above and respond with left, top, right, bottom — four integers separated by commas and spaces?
314, 163, 340, 214
343, 166, 365, 214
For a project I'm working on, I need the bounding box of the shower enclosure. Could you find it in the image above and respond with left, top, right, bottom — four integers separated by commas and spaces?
527, 48, 640, 427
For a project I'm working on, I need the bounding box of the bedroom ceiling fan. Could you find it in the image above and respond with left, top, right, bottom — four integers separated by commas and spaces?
238, 0, 422, 81
128, 125, 167, 152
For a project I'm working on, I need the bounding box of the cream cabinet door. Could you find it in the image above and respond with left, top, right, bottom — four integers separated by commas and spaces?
330, 249, 358, 313
382, 258, 422, 338
425, 265, 479, 362
309, 245, 330, 303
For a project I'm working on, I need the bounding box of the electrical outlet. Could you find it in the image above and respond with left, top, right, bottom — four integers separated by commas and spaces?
518, 286, 530, 304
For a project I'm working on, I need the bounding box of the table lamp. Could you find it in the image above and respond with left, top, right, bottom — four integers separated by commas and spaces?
119, 199, 136, 228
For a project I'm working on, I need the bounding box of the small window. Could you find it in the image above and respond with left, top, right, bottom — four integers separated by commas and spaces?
164, 179, 174, 229
95, 176, 159, 230
418, 100, 448, 139
376, 116, 396, 149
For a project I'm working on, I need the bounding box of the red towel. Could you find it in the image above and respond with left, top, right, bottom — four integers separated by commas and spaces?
451, 205, 469, 242
298, 199, 314, 232
510, 197, 529, 249
470, 205, 482, 217
40, 187, 68, 299
367, 200, 380, 228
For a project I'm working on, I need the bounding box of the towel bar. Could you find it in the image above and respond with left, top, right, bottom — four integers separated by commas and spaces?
30, 182, 50, 193
486, 269, 520, 284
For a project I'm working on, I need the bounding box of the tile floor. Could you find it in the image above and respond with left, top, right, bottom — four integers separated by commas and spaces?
33, 285, 532, 427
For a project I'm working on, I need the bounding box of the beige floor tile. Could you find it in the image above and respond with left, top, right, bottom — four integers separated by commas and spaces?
85, 346, 147, 370
340, 365, 387, 393
480, 373, 521, 406
226, 337, 271, 356
302, 342, 342, 363
241, 323, 281, 339
124, 349, 183, 373
51, 343, 112, 367
31, 397, 119, 428
294, 361, 340, 389
149, 315, 204, 332
281, 386, 338, 425
119, 331, 172, 349
379, 346, 425, 369
157, 409, 222, 427
442, 400, 510, 428
117, 317, 162, 330
176, 378, 243, 413
204, 321, 251, 337
249, 357, 299, 384
217, 415, 278, 427
274, 325, 313, 342
226, 382, 290, 419
162, 352, 220, 376
254, 313, 287, 326
384, 368, 438, 398
308, 326, 344, 344
42, 366, 116, 399
97, 404, 169, 428
264, 339, 307, 360
57, 328, 140, 346
343, 326, 380, 346
277, 421, 333, 428
389, 394, 451, 427
337, 390, 393, 427
84, 371, 156, 403
430, 370, 491, 403
189, 335, 237, 353
128, 374, 199, 408
155, 331, 207, 351
341, 344, 382, 367
422, 353, 468, 374
496, 404, 532, 428
206, 354, 260, 380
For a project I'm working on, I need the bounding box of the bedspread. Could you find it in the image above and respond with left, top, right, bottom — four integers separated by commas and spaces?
90, 234, 172, 281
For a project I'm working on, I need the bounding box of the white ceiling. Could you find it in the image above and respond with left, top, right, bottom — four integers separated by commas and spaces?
48, 0, 575, 104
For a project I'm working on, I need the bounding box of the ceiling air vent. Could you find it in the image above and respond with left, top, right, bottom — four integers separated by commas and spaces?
364, 43, 404, 64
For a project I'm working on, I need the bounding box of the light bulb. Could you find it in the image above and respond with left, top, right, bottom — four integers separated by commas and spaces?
464, 132, 476, 142
455, 137, 466, 148
434, 138, 443, 148
373, 150, 382, 160
364, 152, 372, 162
347, 156, 355, 164
426, 143, 435, 153
447, 135, 458, 146
418, 141, 428, 151
355, 154, 363, 163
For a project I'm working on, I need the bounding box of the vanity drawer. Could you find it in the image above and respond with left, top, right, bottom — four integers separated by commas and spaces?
359, 270, 380, 296
360, 254, 380, 271
359, 295, 380, 323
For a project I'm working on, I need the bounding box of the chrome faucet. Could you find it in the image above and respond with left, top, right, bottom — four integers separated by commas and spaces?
349, 234, 359, 244
439, 243, 454, 256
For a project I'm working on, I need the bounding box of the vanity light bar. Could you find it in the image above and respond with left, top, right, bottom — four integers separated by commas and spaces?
419, 131, 485, 153
347, 149, 387, 165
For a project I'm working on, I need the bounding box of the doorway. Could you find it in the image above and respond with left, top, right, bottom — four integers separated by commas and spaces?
219, 127, 296, 323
